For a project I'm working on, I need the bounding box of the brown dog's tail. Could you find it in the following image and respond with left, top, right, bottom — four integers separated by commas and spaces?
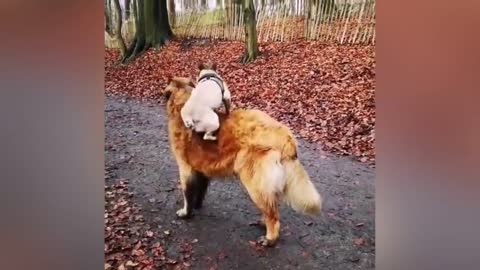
282, 159, 323, 215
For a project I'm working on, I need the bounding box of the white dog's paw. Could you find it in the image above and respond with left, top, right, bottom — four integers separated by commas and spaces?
176, 208, 189, 218
203, 134, 217, 140
183, 119, 195, 129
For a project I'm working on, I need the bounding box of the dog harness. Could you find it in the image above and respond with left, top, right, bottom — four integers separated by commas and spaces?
198, 73, 226, 97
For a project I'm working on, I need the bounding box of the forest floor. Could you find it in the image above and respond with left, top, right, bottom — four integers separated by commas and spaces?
105, 39, 375, 163
104, 40, 375, 270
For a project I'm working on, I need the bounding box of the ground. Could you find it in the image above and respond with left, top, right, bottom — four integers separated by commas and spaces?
105, 40, 375, 163
105, 95, 375, 270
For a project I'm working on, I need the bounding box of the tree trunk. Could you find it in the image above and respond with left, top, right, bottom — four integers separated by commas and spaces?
168, 0, 176, 28
235, 1, 242, 26
242, 0, 259, 63
124, 0, 131, 20
105, 0, 114, 35
122, 0, 173, 62
123, 0, 145, 62
156, 0, 174, 46
113, 0, 127, 59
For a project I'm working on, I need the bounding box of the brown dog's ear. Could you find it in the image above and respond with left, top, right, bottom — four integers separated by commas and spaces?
163, 88, 172, 100
167, 76, 179, 87
198, 63, 206, 70
211, 62, 217, 71
170, 77, 196, 89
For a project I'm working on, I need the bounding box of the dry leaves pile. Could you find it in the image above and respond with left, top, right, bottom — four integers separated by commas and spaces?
105, 179, 188, 270
105, 40, 375, 162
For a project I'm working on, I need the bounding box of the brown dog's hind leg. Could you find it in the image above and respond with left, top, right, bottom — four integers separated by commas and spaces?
238, 166, 281, 247
256, 201, 280, 247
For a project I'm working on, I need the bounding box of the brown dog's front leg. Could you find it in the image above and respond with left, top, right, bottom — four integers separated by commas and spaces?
176, 171, 210, 218
191, 172, 210, 209
176, 170, 194, 219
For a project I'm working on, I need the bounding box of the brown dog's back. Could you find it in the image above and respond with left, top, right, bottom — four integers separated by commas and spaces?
176, 108, 297, 178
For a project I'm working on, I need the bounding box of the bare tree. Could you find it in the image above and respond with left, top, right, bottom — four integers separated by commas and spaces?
168, 0, 176, 28
105, 0, 114, 35
122, 0, 174, 62
112, 0, 127, 59
242, 0, 259, 63
124, 0, 131, 20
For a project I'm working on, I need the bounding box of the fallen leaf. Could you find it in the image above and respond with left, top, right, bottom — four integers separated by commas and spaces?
126, 261, 138, 267
118, 200, 128, 206
354, 238, 365, 246
166, 259, 177, 264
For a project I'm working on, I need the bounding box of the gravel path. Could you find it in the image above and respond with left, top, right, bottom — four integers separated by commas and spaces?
105, 95, 375, 270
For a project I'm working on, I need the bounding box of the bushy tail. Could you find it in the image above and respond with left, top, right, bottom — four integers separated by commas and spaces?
282, 159, 322, 215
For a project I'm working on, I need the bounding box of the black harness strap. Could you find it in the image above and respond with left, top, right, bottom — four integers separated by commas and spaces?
197, 73, 225, 97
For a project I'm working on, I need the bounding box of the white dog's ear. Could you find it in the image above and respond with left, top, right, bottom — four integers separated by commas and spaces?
188, 79, 195, 88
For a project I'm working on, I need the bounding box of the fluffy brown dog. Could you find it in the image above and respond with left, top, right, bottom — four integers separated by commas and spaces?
164, 77, 323, 246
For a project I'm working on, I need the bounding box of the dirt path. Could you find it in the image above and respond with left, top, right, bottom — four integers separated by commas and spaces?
105, 95, 375, 270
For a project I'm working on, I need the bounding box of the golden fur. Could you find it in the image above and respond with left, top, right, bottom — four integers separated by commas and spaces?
164, 77, 322, 246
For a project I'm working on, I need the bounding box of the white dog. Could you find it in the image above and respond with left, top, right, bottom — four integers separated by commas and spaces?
180, 63, 231, 140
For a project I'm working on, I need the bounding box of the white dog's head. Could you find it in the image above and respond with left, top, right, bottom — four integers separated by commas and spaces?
197, 62, 218, 81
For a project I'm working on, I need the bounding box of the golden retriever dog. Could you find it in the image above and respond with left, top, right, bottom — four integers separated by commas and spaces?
164, 77, 323, 246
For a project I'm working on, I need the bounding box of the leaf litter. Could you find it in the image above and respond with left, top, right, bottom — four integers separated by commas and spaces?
105, 40, 375, 163
105, 172, 193, 269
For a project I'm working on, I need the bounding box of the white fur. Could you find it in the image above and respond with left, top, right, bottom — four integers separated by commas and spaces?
283, 159, 322, 215
176, 194, 188, 217
180, 70, 231, 140
176, 207, 188, 217
261, 151, 286, 194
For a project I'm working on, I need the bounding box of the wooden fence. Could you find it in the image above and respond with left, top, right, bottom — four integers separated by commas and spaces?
172, 0, 375, 44
105, 0, 375, 48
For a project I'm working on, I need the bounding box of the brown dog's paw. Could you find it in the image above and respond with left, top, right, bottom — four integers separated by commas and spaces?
176, 208, 191, 219
257, 235, 276, 247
